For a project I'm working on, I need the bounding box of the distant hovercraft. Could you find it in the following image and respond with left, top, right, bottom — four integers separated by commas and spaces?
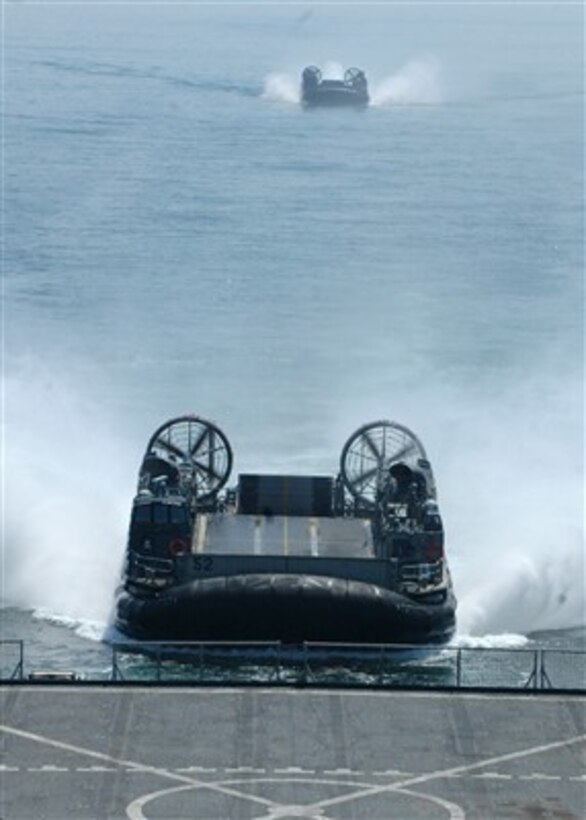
301, 66, 369, 108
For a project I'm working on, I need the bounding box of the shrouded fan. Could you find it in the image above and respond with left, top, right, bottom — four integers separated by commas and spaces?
145, 415, 232, 501
344, 67, 365, 84
340, 420, 427, 506
302, 65, 322, 83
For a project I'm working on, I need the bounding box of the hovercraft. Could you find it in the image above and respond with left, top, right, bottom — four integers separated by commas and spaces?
115, 415, 456, 644
301, 66, 369, 108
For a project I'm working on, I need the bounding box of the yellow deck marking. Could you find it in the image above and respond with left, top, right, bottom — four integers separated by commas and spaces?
193, 515, 207, 554
309, 518, 319, 557
254, 516, 262, 555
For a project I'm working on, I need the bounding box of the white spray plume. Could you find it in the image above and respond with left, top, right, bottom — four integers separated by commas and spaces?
370, 58, 444, 106
331, 359, 584, 640
322, 61, 345, 80
450, 633, 530, 650
2, 360, 135, 636
439, 375, 584, 638
3, 352, 582, 644
263, 73, 300, 104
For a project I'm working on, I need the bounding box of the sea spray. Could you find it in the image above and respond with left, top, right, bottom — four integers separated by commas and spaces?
2, 361, 135, 633
370, 58, 444, 106
6, 360, 582, 642
438, 373, 584, 637
322, 61, 345, 80
32, 609, 107, 642
333, 356, 583, 639
450, 633, 529, 650
263, 73, 300, 104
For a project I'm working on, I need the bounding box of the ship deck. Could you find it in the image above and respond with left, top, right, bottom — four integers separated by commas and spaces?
194, 513, 374, 558
1, 686, 584, 819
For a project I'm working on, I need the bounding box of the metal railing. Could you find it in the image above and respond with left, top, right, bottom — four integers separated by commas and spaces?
2, 638, 584, 691
0, 640, 24, 681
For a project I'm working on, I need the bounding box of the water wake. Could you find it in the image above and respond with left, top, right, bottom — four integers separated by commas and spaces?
32, 609, 106, 642
450, 633, 529, 650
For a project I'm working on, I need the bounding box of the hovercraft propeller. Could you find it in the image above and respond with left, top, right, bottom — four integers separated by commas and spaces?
143, 415, 233, 502
339, 420, 428, 507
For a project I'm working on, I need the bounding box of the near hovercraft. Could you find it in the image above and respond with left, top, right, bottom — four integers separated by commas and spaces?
115, 415, 456, 644
301, 66, 369, 108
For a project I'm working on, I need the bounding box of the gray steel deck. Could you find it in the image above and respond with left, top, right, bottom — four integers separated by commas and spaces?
1, 686, 584, 819
197, 513, 374, 558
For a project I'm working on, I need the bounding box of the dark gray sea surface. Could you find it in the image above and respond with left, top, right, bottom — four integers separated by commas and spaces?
2, 4, 584, 671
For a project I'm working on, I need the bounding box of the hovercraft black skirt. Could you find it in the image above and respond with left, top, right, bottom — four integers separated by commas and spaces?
116, 573, 456, 645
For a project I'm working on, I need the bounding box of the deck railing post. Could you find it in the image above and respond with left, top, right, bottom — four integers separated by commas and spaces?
19, 640, 24, 680
533, 649, 539, 689
456, 648, 462, 688
112, 646, 125, 682
540, 649, 553, 689
378, 646, 385, 685
524, 650, 538, 689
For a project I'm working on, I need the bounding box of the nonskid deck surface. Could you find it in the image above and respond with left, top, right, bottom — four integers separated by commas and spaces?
1, 687, 585, 819
193, 513, 374, 558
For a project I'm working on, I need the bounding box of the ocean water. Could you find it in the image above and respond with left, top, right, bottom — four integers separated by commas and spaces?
2, 2, 584, 678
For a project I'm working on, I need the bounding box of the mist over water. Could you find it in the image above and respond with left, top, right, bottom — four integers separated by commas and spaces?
3, 3, 584, 649
370, 58, 443, 106
440, 374, 583, 637
263, 72, 300, 104
3, 360, 134, 630
4, 353, 582, 644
